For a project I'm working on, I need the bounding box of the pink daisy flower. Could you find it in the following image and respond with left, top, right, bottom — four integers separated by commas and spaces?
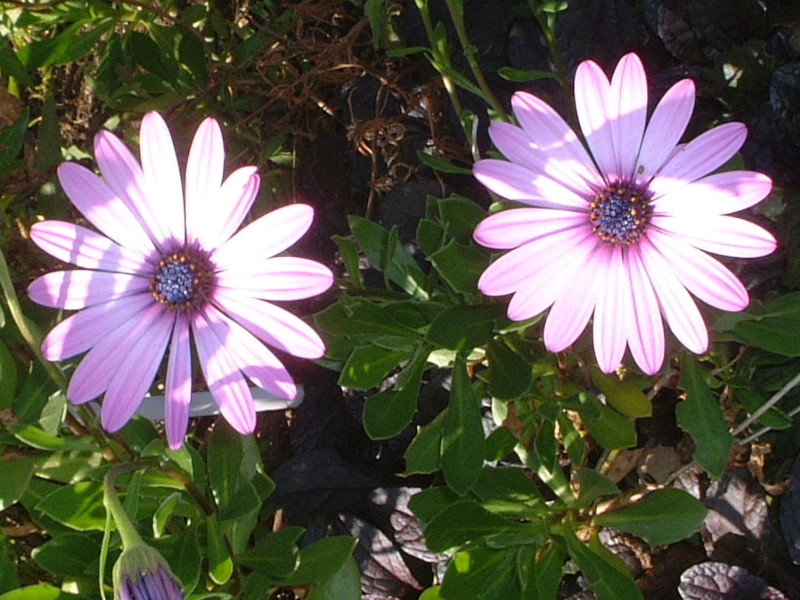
28, 112, 333, 448
473, 53, 777, 375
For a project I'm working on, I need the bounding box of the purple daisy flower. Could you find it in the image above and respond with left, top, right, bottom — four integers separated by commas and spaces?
473, 53, 777, 375
29, 112, 333, 447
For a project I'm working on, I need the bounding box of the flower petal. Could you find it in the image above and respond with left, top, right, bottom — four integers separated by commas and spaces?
194, 167, 260, 251
652, 171, 773, 216
649, 123, 748, 196
139, 112, 185, 247
647, 230, 749, 311
203, 306, 297, 399
217, 256, 333, 301
543, 248, 602, 352
94, 130, 174, 251
28, 270, 150, 309
165, 313, 191, 449
626, 246, 665, 374
593, 245, 629, 373
30, 221, 153, 275
101, 310, 174, 432
67, 303, 165, 403
185, 118, 225, 245
574, 58, 617, 178
57, 162, 154, 257
651, 215, 777, 258
193, 309, 256, 434
40, 293, 154, 360
609, 53, 648, 178
635, 79, 695, 184
639, 237, 708, 354
478, 224, 596, 296
473, 160, 590, 210
211, 204, 315, 269
213, 289, 326, 359
473, 207, 588, 250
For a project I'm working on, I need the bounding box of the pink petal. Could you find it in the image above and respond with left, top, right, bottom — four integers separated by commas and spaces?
41, 293, 154, 360
57, 163, 154, 257
649, 123, 748, 196
165, 313, 191, 449
194, 167, 259, 251
647, 230, 749, 311
593, 245, 629, 373
635, 79, 695, 185
652, 171, 773, 216
473, 208, 588, 250
651, 215, 777, 258
211, 204, 315, 269
68, 302, 165, 403
638, 238, 708, 354
30, 221, 153, 275
473, 160, 590, 210
28, 270, 150, 309
185, 118, 225, 246
609, 53, 648, 179
203, 306, 297, 399
94, 130, 174, 251
213, 288, 326, 359
506, 236, 598, 321
139, 112, 186, 247
101, 310, 174, 432
543, 249, 602, 352
574, 58, 617, 178
625, 246, 665, 374
192, 309, 256, 434
217, 257, 333, 301
477, 224, 596, 296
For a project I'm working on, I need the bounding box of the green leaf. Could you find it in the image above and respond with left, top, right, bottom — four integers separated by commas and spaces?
563, 530, 643, 600
727, 291, 800, 356
169, 524, 202, 593
422, 500, 515, 552
280, 537, 358, 585
339, 345, 409, 390
32, 533, 99, 578
307, 556, 361, 600
676, 353, 735, 479
0, 457, 35, 510
407, 486, 460, 525
238, 526, 303, 576
34, 92, 61, 171
0, 107, 28, 172
0, 585, 72, 600
207, 514, 233, 585
363, 346, 427, 439
425, 305, 497, 352
574, 467, 619, 509
177, 31, 207, 84
471, 466, 546, 518
487, 338, 531, 400
207, 420, 244, 510
332, 235, 362, 287
441, 355, 485, 494
416, 151, 472, 175
0, 37, 33, 87
403, 410, 446, 475
497, 66, 560, 83
441, 547, 519, 600
8, 424, 97, 452
437, 196, 486, 242
519, 542, 565, 600
153, 492, 182, 538
129, 30, 168, 77
35, 481, 106, 531
558, 412, 586, 465
428, 240, 490, 293
588, 366, 651, 418
575, 394, 637, 450
594, 488, 708, 547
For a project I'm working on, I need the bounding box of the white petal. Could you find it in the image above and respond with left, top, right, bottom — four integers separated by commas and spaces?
625, 246, 665, 374
609, 53, 648, 179
574, 58, 616, 178
651, 215, 777, 258
217, 257, 333, 301
165, 313, 192, 449
593, 245, 628, 372
28, 270, 150, 309
473, 208, 588, 250
185, 118, 225, 245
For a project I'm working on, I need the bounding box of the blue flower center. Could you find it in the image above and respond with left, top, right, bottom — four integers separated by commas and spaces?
151, 249, 213, 310
590, 182, 652, 245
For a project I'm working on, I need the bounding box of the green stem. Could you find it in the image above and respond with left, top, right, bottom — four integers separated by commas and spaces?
442, 0, 507, 121
103, 462, 157, 549
731, 368, 800, 437
0, 245, 68, 392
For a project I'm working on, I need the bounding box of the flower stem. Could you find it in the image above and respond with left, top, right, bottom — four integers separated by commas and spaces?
0, 245, 68, 392
103, 462, 156, 550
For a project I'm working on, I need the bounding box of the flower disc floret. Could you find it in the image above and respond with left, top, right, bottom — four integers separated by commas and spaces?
472, 52, 777, 375
151, 249, 214, 310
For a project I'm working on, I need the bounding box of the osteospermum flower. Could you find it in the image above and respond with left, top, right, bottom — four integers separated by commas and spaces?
473, 53, 777, 374
29, 112, 333, 447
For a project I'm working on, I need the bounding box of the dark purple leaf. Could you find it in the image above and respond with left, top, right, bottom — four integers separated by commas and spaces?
779, 452, 800, 564
678, 562, 788, 599
369, 487, 437, 564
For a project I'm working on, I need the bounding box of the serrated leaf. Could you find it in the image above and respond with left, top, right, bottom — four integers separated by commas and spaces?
679, 561, 789, 600
595, 488, 707, 547
425, 305, 496, 351
339, 345, 409, 390
676, 353, 735, 479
